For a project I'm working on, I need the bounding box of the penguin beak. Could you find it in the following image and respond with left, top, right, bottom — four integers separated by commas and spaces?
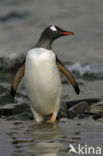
59, 31, 74, 35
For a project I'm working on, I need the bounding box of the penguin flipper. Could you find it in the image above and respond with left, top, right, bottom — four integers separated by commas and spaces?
56, 57, 80, 95
10, 64, 25, 97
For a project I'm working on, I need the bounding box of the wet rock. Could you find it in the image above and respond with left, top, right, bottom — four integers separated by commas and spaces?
69, 102, 89, 113
0, 85, 8, 95
86, 101, 103, 119
93, 113, 103, 120
59, 118, 71, 122
67, 110, 77, 119
0, 94, 15, 105
78, 114, 90, 119
0, 103, 14, 115
0, 103, 30, 116
7, 112, 31, 121
87, 101, 103, 114
57, 102, 68, 119
67, 102, 89, 119
65, 98, 101, 109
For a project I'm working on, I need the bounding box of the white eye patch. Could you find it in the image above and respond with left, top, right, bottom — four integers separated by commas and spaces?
50, 26, 57, 32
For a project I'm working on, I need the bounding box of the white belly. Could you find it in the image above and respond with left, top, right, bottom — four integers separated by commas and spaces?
24, 48, 62, 115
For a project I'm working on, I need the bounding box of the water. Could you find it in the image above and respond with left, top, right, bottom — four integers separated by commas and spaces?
0, 0, 103, 155
0, 118, 103, 156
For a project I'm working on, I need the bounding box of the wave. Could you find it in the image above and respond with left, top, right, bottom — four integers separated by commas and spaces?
0, 53, 26, 70
0, 53, 103, 79
67, 63, 103, 79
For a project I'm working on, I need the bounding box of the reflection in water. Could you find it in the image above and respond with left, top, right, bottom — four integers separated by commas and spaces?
9, 119, 103, 156
8, 121, 64, 156
28, 123, 63, 156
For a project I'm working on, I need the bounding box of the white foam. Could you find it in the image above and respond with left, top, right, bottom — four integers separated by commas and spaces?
50, 26, 57, 32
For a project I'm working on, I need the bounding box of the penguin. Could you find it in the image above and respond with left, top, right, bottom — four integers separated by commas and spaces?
10, 25, 80, 123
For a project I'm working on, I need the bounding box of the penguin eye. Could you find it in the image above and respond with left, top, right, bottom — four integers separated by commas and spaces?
50, 26, 57, 32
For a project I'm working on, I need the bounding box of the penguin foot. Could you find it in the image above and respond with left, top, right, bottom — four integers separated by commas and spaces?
46, 113, 57, 124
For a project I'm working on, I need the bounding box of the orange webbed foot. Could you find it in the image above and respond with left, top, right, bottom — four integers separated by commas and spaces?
46, 113, 57, 124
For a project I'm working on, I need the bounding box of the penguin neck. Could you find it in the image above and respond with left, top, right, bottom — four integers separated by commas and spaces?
35, 38, 53, 50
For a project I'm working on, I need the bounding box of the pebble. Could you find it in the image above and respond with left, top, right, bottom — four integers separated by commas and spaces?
87, 101, 103, 114
86, 101, 103, 119
67, 102, 89, 119
0, 103, 30, 116
59, 118, 71, 122
66, 98, 101, 109
7, 112, 31, 121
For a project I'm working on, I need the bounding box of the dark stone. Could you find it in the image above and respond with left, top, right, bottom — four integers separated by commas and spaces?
93, 113, 103, 120
0, 94, 15, 105
67, 102, 88, 119
0, 85, 8, 95
86, 101, 103, 119
57, 102, 68, 119
0, 103, 30, 116
7, 112, 31, 121
67, 110, 77, 119
65, 98, 101, 109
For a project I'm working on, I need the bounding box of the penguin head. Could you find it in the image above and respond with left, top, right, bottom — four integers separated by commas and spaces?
39, 25, 74, 42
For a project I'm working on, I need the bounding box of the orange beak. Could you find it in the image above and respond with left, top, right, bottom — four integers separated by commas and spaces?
59, 31, 74, 35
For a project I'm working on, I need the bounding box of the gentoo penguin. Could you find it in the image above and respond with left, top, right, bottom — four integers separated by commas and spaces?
10, 25, 80, 123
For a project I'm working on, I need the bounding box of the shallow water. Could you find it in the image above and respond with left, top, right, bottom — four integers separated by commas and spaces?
0, 118, 103, 156
0, 0, 103, 156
